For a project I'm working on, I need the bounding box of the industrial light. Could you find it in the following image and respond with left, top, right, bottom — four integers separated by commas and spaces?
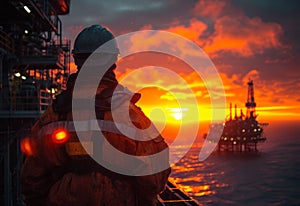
24, 30, 29, 34
14, 72, 21, 77
21, 76, 27, 80
51, 88, 57, 94
24, 5, 31, 13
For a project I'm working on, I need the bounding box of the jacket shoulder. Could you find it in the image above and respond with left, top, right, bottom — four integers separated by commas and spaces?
31, 106, 59, 135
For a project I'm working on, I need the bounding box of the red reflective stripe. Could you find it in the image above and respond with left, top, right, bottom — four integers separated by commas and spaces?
20, 137, 34, 156
51, 128, 69, 144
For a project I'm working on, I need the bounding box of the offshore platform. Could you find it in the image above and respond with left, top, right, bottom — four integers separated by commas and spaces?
0, 0, 71, 205
216, 79, 268, 152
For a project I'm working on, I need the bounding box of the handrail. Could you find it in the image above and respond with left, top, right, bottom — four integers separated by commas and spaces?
39, 89, 52, 111
0, 29, 15, 53
0, 88, 52, 112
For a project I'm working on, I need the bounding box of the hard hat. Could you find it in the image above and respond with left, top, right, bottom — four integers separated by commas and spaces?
72, 24, 119, 55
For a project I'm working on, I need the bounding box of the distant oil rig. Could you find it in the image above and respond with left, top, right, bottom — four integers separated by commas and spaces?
204, 79, 268, 152
217, 79, 268, 152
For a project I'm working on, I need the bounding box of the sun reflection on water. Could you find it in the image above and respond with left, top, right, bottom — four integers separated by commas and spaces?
169, 142, 229, 202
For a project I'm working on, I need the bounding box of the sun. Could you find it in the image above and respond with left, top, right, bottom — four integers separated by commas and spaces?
172, 112, 183, 120
168, 108, 187, 121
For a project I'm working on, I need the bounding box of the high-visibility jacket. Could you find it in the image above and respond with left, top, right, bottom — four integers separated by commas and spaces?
21, 77, 171, 206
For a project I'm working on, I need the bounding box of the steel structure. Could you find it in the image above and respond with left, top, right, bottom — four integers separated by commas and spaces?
217, 79, 267, 152
204, 80, 268, 152
0, 0, 70, 205
245, 79, 256, 118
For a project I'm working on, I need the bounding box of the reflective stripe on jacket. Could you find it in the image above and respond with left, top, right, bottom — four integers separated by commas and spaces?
21, 98, 170, 206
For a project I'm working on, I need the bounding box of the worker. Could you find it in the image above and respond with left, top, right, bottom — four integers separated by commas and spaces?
21, 24, 171, 206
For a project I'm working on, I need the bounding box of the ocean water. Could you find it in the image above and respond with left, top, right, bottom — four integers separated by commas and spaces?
169, 121, 300, 206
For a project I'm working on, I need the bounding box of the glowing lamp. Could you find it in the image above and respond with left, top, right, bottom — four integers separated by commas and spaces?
21, 137, 34, 156
24, 5, 31, 13
51, 128, 69, 144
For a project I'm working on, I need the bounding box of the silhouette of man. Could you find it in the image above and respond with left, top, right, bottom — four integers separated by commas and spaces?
21, 24, 171, 206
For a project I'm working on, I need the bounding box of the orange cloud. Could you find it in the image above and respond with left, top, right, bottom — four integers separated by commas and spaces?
167, 18, 207, 44
204, 16, 285, 57
159, 0, 288, 58
115, 0, 297, 123
192, 0, 228, 20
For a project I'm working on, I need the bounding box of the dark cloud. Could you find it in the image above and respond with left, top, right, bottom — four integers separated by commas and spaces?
62, 0, 197, 35
231, 0, 300, 19
231, 0, 300, 52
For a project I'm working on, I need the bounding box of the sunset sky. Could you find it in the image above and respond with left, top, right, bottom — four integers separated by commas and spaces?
60, 0, 300, 132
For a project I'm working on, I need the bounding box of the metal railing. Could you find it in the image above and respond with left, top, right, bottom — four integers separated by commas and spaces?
0, 29, 15, 53
39, 89, 52, 110
1, 88, 52, 112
